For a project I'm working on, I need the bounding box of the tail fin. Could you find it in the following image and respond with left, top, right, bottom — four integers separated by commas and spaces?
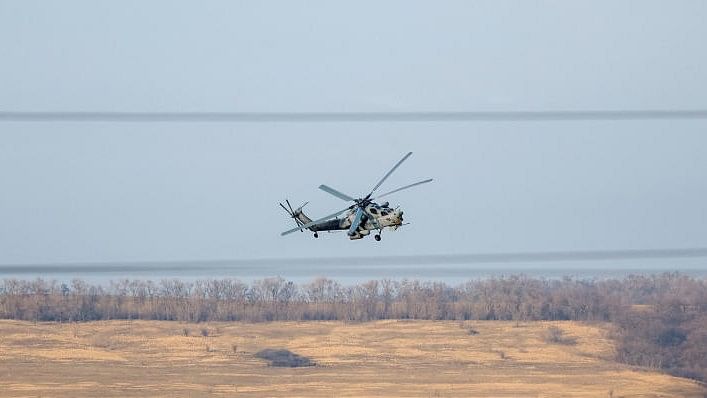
293, 202, 312, 226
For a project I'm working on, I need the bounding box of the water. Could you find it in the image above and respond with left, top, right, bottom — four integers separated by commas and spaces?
1, 256, 705, 286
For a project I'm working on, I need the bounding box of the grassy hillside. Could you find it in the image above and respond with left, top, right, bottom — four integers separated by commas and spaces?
0, 320, 703, 397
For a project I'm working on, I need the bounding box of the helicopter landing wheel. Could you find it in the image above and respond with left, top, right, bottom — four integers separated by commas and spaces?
313, 232, 319, 238
374, 234, 381, 241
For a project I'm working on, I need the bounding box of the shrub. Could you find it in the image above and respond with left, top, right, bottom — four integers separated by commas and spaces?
255, 349, 315, 367
544, 326, 577, 345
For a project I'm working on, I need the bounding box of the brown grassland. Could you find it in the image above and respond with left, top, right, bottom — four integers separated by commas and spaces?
0, 320, 704, 397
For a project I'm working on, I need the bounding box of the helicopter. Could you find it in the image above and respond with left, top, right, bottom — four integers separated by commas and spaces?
280, 152, 432, 241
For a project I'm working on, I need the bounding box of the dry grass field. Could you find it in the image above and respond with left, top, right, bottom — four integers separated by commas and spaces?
0, 320, 704, 397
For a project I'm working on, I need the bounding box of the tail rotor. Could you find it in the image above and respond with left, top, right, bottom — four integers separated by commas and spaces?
279, 199, 308, 232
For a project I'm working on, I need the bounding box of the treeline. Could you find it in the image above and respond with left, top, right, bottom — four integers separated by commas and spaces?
0, 275, 632, 323
0, 273, 705, 381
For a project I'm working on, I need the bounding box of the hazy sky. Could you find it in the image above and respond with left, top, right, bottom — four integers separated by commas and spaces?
1, 1, 706, 264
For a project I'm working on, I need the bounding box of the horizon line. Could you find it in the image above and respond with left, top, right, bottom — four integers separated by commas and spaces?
2, 110, 707, 123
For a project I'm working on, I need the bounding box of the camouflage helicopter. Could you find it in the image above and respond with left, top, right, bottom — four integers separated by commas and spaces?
280, 152, 432, 241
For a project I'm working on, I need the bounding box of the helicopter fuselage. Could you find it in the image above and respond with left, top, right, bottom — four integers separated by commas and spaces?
294, 202, 404, 240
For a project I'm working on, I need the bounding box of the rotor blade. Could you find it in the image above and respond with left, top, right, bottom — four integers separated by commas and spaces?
319, 185, 356, 201
285, 199, 296, 214
279, 202, 293, 216
281, 207, 350, 236
298, 201, 309, 210
347, 207, 365, 236
375, 179, 433, 200
369, 152, 412, 196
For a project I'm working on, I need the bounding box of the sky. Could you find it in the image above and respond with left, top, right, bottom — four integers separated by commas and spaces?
1, 1, 706, 265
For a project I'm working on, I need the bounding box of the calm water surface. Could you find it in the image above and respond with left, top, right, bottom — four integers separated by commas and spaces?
1, 257, 705, 285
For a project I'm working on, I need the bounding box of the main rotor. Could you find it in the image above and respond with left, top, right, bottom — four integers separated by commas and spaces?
318, 152, 431, 208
